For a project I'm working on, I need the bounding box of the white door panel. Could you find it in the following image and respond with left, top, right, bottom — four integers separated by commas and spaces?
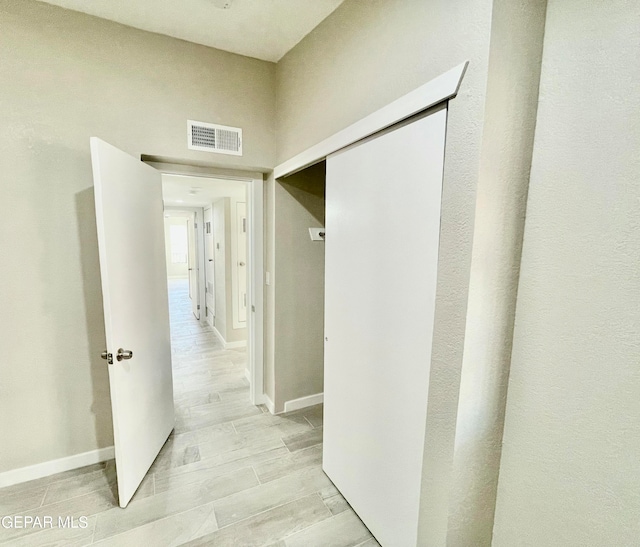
91, 137, 174, 508
187, 214, 199, 319
323, 107, 447, 545
204, 207, 215, 321
235, 201, 247, 325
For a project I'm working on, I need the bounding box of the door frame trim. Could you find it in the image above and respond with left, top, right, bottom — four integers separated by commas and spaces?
274, 61, 467, 179
148, 162, 266, 406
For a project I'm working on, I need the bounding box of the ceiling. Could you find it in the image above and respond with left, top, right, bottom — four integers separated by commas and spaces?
162, 174, 246, 208
36, 0, 345, 62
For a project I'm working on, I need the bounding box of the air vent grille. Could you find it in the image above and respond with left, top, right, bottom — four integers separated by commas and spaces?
188, 120, 242, 156
191, 126, 216, 149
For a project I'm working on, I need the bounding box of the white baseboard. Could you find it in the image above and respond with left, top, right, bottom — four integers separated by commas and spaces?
264, 395, 276, 415
0, 446, 115, 488
212, 325, 226, 346
212, 326, 247, 350
225, 339, 247, 349
284, 392, 324, 413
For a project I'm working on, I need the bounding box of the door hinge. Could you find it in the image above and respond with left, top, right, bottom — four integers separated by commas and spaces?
197, 304, 201, 310
101, 351, 113, 365
242, 218, 247, 233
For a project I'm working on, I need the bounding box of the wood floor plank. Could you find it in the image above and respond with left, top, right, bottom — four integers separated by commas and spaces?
324, 493, 351, 516
254, 445, 323, 484
233, 411, 313, 437
147, 432, 202, 473
0, 461, 110, 499
92, 467, 257, 542
212, 466, 333, 528
282, 427, 324, 453
197, 428, 285, 462
154, 446, 289, 494
92, 502, 218, 547
183, 494, 332, 547
173, 388, 221, 407
41, 464, 117, 506
282, 509, 374, 547
301, 404, 324, 429
0, 484, 47, 516
174, 398, 261, 433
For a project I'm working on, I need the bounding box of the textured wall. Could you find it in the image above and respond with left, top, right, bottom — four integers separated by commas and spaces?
272, 163, 326, 412
492, 1, 640, 545
0, 0, 274, 474
446, 0, 547, 544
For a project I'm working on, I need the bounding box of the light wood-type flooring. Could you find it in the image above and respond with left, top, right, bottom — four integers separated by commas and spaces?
0, 279, 379, 546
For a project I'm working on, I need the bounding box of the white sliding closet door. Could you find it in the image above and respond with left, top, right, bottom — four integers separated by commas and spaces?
323, 104, 447, 546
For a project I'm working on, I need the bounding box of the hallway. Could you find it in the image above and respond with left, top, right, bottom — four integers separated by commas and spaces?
0, 279, 377, 546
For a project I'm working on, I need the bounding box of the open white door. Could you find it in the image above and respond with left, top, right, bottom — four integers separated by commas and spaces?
204, 207, 215, 321
91, 137, 174, 508
235, 201, 248, 325
187, 213, 200, 319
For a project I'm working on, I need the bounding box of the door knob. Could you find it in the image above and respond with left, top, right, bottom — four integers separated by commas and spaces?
239, 261, 246, 266
116, 348, 133, 361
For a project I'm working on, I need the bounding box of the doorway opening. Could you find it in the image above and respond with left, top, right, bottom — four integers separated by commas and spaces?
162, 175, 247, 344
157, 169, 265, 407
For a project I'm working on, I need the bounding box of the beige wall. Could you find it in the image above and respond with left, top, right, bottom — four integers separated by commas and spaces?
275, 0, 495, 542
164, 216, 189, 279
0, 0, 274, 474
271, 163, 325, 412
447, 0, 547, 545
492, 1, 640, 545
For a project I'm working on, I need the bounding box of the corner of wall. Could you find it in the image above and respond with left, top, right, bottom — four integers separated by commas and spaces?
264, 172, 277, 406
445, 0, 548, 544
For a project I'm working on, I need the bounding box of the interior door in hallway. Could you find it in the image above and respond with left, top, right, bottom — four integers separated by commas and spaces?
204, 206, 215, 323
91, 137, 174, 508
323, 105, 448, 546
235, 201, 248, 325
187, 212, 199, 319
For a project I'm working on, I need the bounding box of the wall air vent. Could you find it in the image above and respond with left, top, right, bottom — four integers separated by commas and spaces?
187, 120, 242, 156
